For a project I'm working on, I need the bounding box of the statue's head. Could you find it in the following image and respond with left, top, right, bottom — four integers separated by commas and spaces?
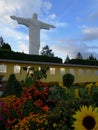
33, 13, 37, 20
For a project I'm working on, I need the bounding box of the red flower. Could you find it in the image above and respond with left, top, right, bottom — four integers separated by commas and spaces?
17, 109, 22, 116
13, 102, 21, 109
41, 105, 49, 112
19, 97, 26, 104
4, 105, 10, 115
28, 86, 36, 92
25, 94, 32, 99
40, 82, 47, 88
34, 90, 40, 96
34, 99, 43, 107
7, 117, 16, 124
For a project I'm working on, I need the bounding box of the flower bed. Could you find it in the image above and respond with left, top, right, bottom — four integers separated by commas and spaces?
1, 79, 98, 130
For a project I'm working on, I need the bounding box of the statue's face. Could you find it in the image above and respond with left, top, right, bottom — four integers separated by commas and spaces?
33, 13, 37, 20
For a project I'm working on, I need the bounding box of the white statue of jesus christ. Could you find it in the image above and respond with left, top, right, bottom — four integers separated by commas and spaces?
10, 13, 55, 55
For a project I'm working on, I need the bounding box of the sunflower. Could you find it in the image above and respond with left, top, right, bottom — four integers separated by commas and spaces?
72, 105, 98, 130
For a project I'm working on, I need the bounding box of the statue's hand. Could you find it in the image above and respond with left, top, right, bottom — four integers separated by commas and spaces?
10, 16, 16, 20
50, 25, 56, 28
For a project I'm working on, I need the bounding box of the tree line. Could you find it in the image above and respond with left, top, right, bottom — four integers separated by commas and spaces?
1, 36, 98, 65
64, 52, 98, 66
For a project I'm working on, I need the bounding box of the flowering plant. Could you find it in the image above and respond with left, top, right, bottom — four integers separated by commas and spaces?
1, 76, 98, 130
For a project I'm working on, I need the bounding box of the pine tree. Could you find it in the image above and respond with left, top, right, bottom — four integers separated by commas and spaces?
0, 36, 4, 47
64, 54, 70, 63
76, 52, 83, 59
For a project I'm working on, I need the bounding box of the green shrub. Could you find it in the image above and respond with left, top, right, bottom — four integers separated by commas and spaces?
3, 74, 22, 97
63, 73, 74, 88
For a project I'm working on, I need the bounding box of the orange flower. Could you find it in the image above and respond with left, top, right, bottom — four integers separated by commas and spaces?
13, 102, 21, 109
41, 105, 49, 112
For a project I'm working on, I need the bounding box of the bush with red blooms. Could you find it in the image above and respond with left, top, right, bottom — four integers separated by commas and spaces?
0, 80, 57, 130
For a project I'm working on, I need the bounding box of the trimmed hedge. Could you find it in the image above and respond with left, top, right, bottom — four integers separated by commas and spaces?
0, 50, 62, 63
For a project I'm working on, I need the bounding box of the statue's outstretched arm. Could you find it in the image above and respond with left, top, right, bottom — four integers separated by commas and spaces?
10, 16, 30, 27
10, 16, 17, 20
49, 24, 55, 28
40, 21, 56, 30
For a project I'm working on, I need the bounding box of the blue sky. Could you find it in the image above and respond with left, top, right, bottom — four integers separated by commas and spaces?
1, 0, 98, 61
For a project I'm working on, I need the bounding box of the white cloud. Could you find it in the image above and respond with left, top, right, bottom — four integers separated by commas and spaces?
82, 27, 98, 41
0, 0, 53, 27
50, 37, 98, 60
55, 22, 68, 27
46, 14, 56, 20
88, 11, 98, 21
18, 43, 28, 53
43, 1, 52, 12
46, 13, 68, 28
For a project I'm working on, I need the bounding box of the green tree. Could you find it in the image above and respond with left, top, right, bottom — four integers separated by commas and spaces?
64, 54, 70, 63
1, 43, 11, 51
41, 45, 54, 57
76, 52, 83, 59
0, 36, 4, 47
88, 54, 97, 61
0, 36, 12, 51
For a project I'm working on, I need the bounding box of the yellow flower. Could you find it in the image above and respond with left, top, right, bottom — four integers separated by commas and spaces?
87, 87, 92, 95
86, 83, 93, 89
95, 81, 98, 87
59, 82, 66, 88
73, 105, 98, 130
74, 89, 80, 98
53, 123, 57, 128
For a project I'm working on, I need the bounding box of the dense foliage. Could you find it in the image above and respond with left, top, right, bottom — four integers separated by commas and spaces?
1, 78, 98, 129
22, 65, 49, 87
63, 73, 74, 88
2, 74, 22, 97
0, 50, 62, 63
0, 44, 11, 51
